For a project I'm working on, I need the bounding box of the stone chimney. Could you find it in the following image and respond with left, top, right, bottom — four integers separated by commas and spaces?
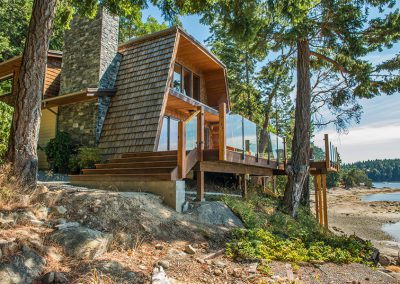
57, 8, 120, 146
59, 8, 119, 95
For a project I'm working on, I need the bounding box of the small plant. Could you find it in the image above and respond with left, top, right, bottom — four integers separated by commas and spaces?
0, 164, 31, 209
69, 147, 103, 173
44, 132, 77, 173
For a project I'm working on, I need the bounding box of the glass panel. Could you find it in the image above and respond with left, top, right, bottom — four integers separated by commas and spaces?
0, 77, 12, 96
186, 118, 197, 150
193, 74, 200, 101
169, 118, 178, 150
158, 117, 169, 151
183, 68, 192, 97
226, 114, 243, 152
172, 63, 182, 93
243, 118, 257, 156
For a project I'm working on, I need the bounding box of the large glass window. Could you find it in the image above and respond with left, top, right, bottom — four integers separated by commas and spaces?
173, 63, 182, 93
172, 62, 201, 102
193, 74, 200, 101
186, 118, 197, 150
158, 116, 178, 151
183, 68, 192, 97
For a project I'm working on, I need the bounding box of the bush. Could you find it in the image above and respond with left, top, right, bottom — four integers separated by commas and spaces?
45, 132, 77, 173
69, 147, 103, 173
223, 192, 373, 265
0, 102, 13, 164
342, 168, 373, 188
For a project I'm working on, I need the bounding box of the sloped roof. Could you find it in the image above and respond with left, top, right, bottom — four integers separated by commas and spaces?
99, 28, 178, 156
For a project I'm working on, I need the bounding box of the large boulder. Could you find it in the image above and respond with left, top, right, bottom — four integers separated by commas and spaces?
188, 202, 244, 228
50, 226, 112, 260
0, 245, 46, 284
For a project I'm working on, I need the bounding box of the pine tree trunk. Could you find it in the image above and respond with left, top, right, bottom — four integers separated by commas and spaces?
283, 39, 312, 217
259, 95, 274, 153
7, 0, 57, 187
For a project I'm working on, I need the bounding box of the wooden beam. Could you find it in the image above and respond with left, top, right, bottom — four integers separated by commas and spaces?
219, 102, 226, 161
313, 175, 319, 221
324, 134, 330, 169
322, 174, 328, 227
184, 109, 200, 123
178, 120, 186, 179
196, 161, 273, 176
316, 174, 323, 225
242, 174, 248, 199
196, 171, 205, 201
197, 106, 205, 161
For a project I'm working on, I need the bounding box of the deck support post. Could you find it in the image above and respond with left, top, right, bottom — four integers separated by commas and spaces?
241, 174, 248, 199
178, 120, 186, 179
219, 102, 226, 161
322, 174, 328, 227
196, 170, 205, 201
313, 175, 319, 221
197, 106, 204, 162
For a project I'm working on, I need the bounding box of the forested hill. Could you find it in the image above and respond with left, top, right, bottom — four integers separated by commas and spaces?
343, 159, 400, 182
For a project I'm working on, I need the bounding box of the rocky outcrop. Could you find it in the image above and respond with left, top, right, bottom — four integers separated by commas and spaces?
0, 246, 46, 284
188, 202, 244, 228
50, 226, 112, 260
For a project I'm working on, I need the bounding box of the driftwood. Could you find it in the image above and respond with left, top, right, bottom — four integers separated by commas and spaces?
203, 249, 225, 260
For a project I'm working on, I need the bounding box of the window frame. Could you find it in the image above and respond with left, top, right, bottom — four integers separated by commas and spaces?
172, 61, 201, 102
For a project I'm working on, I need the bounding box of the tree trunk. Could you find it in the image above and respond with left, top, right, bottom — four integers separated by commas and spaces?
300, 175, 310, 208
258, 94, 274, 154
7, 0, 57, 187
283, 39, 312, 217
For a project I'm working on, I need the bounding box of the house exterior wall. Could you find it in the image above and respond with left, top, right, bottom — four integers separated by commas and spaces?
38, 107, 58, 169
57, 101, 98, 147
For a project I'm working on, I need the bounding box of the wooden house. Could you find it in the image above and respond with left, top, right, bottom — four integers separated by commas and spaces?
0, 10, 338, 212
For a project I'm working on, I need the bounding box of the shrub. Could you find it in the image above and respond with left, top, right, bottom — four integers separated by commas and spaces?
45, 132, 77, 173
0, 102, 13, 164
69, 147, 103, 173
223, 191, 373, 265
342, 168, 373, 188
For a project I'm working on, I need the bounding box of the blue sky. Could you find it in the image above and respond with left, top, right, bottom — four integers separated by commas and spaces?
142, 5, 400, 163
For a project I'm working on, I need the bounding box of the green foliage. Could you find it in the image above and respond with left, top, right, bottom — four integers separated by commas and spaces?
69, 147, 103, 173
341, 168, 373, 188
227, 228, 371, 264
44, 132, 77, 173
326, 172, 341, 188
0, 102, 13, 164
223, 192, 373, 265
344, 159, 400, 182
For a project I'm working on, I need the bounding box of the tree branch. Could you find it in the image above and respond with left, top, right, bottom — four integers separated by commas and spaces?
310, 51, 350, 73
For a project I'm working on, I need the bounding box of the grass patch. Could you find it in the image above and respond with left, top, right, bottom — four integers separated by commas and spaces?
223, 192, 373, 265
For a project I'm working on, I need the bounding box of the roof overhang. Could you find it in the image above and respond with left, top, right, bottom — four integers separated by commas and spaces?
41, 88, 116, 109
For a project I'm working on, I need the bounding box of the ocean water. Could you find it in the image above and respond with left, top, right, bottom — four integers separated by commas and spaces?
361, 192, 400, 202
373, 182, 400, 189
382, 222, 400, 242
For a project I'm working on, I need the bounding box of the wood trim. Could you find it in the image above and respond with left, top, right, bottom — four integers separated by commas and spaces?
219, 102, 226, 161
324, 134, 330, 169
169, 89, 218, 115
184, 109, 200, 123
185, 148, 198, 176
196, 161, 273, 176
197, 106, 204, 161
154, 31, 180, 152
178, 120, 186, 178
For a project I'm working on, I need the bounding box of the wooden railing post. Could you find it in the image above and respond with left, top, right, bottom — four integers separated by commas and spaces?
219, 102, 226, 161
324, 134, 330, 169
178, 120, 186, 179
197, 106, 204, 162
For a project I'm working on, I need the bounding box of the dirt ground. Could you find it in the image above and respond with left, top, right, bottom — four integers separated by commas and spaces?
1, 183, 399, 283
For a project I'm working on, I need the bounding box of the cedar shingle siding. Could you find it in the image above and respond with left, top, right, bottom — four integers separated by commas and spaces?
98, 30, 177, 157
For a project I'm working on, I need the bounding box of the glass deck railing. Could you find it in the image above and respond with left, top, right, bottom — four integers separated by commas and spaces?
226, 113, 285, 162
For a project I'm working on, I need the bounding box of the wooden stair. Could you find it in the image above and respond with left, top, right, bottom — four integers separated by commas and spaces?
70, 151, 179, 183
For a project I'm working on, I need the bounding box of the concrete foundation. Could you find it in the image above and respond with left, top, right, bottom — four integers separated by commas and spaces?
70, 178, 186, 212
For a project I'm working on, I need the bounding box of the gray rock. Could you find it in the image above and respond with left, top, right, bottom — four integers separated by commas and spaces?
158, 260, 170, 269
184, 245, 196, 255
0, 245, 46, 284
50, 226, 112, 260
40, 271, 68, 284
0, 238, 18, 258
53, 206, 68, 215
152, 266, 171, 284
379, 255, 392, 266
189, 201, 244, 228
33, 206, 48, 220
55, 221, 80, 230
